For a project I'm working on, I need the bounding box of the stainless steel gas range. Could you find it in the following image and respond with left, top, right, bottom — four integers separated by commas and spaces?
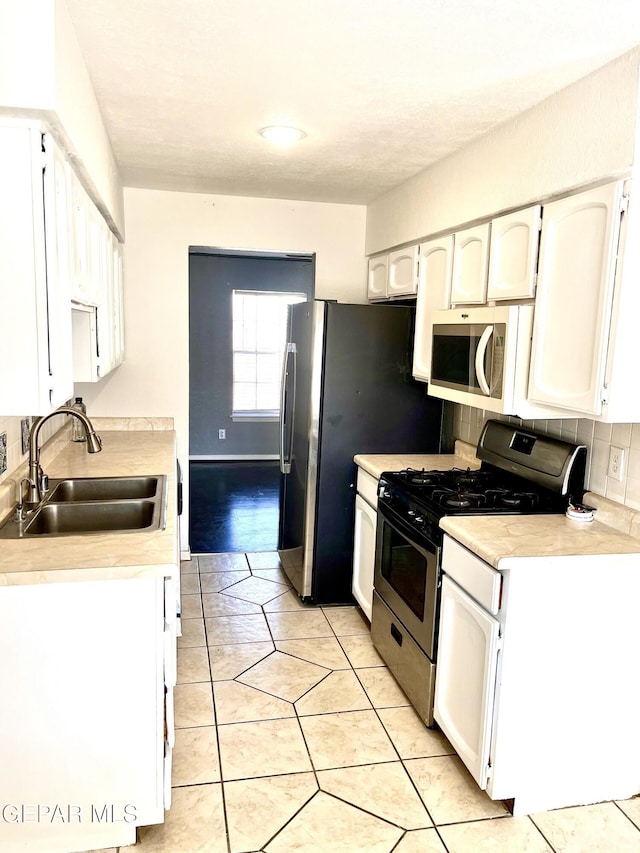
371, 419, 587, 726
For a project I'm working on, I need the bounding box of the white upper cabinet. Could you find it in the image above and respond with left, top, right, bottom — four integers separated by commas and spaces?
488, 206, 541, 301
112, 235, 125, 367
413, 235, 453, 382
69, 169, 95, 305
450, 223, 490, 304
387, 244, 419, 297
42, 134, 74, 407
367, 254, 388, 300
528, 182, 624, 416
71, 177, 124, 382
0, 120, 73, 415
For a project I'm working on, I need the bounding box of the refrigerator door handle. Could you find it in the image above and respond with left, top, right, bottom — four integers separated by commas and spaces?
279, 342, 297, 474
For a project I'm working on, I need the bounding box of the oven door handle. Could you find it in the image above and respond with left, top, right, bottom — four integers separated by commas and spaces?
474, 325, 493, 396
377, 504, 438, 557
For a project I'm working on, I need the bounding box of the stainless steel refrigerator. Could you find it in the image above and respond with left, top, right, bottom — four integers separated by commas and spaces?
278, 300, 443, 605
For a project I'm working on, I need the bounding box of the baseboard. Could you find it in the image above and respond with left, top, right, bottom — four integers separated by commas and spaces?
189, 455, 280, 461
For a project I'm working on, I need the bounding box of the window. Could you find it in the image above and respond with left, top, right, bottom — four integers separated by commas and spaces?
232, 290, 307, 418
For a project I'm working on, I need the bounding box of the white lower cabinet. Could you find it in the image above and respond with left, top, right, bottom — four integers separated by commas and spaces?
351, 468, 378, 620
434, 574, 500, 788
435, 534, 640, 815
0, 574, 177, 853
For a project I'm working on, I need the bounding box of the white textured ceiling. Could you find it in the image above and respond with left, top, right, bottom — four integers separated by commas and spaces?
65, 0, 640, 204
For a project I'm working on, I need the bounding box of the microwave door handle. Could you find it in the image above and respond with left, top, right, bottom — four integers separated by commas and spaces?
474, 325, 494, 396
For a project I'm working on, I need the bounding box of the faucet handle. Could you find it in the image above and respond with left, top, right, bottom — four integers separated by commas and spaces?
15, 477, 36, 522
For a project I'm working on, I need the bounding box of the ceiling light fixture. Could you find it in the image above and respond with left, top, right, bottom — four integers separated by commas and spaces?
258, 125, 307, 145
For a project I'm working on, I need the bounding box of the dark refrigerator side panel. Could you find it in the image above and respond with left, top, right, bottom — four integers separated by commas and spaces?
311, 302, 443, 604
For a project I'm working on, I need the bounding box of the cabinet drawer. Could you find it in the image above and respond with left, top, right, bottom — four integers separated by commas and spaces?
371, 592, 435, 726
356, 468, 378, 508
442, 536, 502, 614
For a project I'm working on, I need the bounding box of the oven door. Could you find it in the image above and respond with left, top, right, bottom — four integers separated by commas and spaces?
373, 503, 440, 660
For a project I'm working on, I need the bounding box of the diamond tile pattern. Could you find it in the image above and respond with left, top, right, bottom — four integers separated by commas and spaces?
223, 575, 290, 605
238, 650, 329, 703
152, 552, 640, 853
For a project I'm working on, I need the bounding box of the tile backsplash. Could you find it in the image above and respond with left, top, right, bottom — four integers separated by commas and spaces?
451, 405, 640, 510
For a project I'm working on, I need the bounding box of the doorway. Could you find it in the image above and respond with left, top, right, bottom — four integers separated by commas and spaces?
188, 249, 314, 553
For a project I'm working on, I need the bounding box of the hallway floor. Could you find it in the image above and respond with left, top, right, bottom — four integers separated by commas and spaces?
116, 552, 640, 853
189, 463, 280, 554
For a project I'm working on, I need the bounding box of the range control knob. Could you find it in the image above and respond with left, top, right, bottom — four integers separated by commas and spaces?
415, 516, 424, 525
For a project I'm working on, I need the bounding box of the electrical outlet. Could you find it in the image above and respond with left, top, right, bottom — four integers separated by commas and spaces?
218, 429, 226, 440
608, 446, 625, 481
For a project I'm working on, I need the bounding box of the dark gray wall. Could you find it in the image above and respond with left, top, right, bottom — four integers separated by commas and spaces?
189, 252, 314, 456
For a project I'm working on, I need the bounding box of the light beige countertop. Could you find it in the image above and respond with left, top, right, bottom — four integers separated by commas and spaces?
354, 442, 640, 565
354, 441, 480, 480
0, 430, 178, 586
441, 513, 640, 568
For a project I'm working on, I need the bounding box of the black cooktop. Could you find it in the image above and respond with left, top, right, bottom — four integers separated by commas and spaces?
379, 465, 569, 519
378, 420, 587, 525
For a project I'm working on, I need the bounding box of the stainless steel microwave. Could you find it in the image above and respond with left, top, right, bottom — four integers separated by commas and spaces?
428, 305, 534, 414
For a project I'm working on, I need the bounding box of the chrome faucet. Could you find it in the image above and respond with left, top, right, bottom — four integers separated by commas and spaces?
27, 405, 102, 502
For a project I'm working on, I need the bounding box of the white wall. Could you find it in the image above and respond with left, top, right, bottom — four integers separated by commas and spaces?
53, 0, 124, 236
0, 2, 55, 110
366, 48, 640, 254
0, 0, 124, 237
77, 187, 367, 548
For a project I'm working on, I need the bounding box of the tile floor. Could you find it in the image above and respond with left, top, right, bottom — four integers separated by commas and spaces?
108, 552, 640, 853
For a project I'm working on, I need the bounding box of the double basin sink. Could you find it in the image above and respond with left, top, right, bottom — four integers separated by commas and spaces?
0, 475, 168, 538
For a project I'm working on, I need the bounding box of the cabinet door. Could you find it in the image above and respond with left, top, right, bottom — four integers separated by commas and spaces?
434, 574, 501, 789
367, 254, 389, 300
42, 135, 74, 407
451, 223, 490, 304
413, 236, 453, 381
0, 121, 74, 414
488, 206, 541, 300
112, 234, 125, 367
388, 245, 419, 297
351, 494, 377, 621
528, 182, 624, 415
96, 215, 115, 377
69, 169, 92, 303
0, 578, 165, 849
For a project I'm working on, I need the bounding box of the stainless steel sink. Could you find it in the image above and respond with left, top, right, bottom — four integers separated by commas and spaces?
0, 474, 167, 538
23, 501, 157, 535
47, 476, 160, 503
